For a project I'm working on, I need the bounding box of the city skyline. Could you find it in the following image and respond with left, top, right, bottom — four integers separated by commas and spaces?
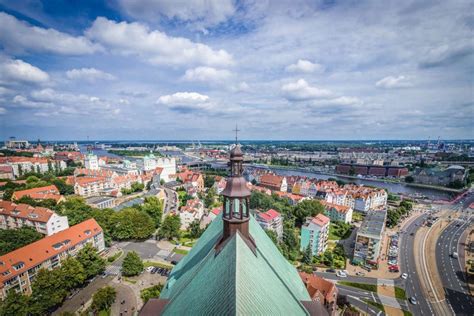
0, 0, 473, 140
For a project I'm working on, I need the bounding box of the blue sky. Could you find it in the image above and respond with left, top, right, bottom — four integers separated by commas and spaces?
0, 0, 472, 140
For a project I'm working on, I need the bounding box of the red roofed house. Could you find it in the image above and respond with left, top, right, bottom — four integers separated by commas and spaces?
299, 272, 338, 315
0, 200, 69, 236
12, 185, 64, 203
259, 174, 287, 192
321, 201, 353, 224
176, 169, 204, 192
255, 209, 283, 240
300, 213, 330, 255
179, 199, 204, 229
0, 166, 14, 180
0, 218, 104, 299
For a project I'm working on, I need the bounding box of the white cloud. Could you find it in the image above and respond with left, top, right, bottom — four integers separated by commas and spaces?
285, 59, 324, 73
13, 95, 53, 108
182, 67, 231, 83
117, 0, 235, 31
375, 75, 413, 89
0, 12, 100, 55
86, 17, 233, 67
66, 68, 116, 82
157, 92, 213, 112
281, 79, 332, 101
0, 58, 49, 84
314, 96, 363, 106
0, 107, 6, 114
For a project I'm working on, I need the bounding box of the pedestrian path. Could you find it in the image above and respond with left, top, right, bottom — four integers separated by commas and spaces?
106, 264, 121, 275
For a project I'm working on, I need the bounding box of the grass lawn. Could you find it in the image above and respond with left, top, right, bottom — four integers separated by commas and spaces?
402, 310, 413, 316
328, 222, 353, 240
363, 299, 385, 313
143, 260, 174, 269
339, 281, 377, 292
173, 248, 189, 255
394, 286, 407, 300
352, 211, 364, 222
106, 250, 123, 264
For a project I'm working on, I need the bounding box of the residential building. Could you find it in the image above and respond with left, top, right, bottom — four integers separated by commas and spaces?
12, 185, 63, 203
143, 153, 158, 171
300, 214, 330, 256
321, 201, 353, 224
156, 158, 176, 182
84, 153, 99, 170
0, 157, 66, 178
299, 272, 338, 315
255, 209, 283, 240
5, 140, 29, 149
85, 196, 116, 209
412, 165, 467, 186
178, 199, 204, 230
74, 177, 110, 197
0, 166, 14, 180
0, 201, 69, 236
353, 210, 387, 267
140, 144, 325, 315
259, 174, 288, 192
176, 169, 204, 192
0, 219, 104, 299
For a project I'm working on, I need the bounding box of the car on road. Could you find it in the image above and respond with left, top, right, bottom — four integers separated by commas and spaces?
451, 252, 458, 259
401, 273, 408, 279
336, 270, 347, 277
326, 268, 336, 273
409, 297, 417, 305
146, 266, 154, 272
356, 271, 365, 276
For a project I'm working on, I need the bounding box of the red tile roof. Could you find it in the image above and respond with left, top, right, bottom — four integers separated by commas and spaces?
312, 213, 330, 227
0, 219, 103, 288
0, 200, 56, 223
320, 201, 351, 214
259, 174, 284, 187
12, 185, 61, 201
299, 272, 337, 303
257, 209, 281, 222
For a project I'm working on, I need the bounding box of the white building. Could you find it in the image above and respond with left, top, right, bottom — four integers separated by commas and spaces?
255, 209, 284, 240
0, 201, 69, 236
156, 157, 176, 182
179, 199, 204, 230
321, 201, 353, 224
84, 153, 99, 170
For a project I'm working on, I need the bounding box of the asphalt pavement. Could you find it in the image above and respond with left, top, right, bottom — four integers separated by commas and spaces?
436, 215, 474, 315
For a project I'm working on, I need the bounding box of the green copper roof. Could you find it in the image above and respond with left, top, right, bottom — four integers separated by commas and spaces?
159, 215, 311, 315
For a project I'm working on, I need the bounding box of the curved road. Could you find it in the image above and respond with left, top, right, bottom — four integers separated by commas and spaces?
436, 216, 474, 315
399, 213, 433, 315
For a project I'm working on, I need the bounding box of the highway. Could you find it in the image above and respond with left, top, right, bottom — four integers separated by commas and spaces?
436, 214, 474, 315
399, 212, 433, 315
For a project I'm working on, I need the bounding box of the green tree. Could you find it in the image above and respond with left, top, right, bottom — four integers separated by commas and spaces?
0, 290, 29, 316
121, 251, 144, 276
404, 176, 414, 183
204, 175, 215, 188
293, 200, 324, 227
110, 208, 155, 240
158, 214, 181, 240
29, 268, 67, 315
0, 227, 43, 255
188, 220, 203, 239
76, 243, 106, 279
141, 196, 163, 228
140, 284, 163, 303
204, 188, 216, 208
265, 229, 278, 245
91, 286, 116, 312
303, 245, 313, 264
60, 257, 86, 290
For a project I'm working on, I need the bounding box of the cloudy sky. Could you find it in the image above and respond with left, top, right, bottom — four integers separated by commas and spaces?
0, 0, 472, 141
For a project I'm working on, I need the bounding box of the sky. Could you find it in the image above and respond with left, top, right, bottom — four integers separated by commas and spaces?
0, 0, 472, 141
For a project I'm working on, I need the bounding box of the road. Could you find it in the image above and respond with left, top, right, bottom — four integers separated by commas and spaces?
436, 215, 474, 315
163, 187, 178, 215
399, 212, 433, 315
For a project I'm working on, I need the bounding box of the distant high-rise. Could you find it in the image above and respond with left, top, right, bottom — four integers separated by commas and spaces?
140, 143, 326, 315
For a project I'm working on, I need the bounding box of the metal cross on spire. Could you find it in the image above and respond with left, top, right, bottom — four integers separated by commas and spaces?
233, 124, 240, 144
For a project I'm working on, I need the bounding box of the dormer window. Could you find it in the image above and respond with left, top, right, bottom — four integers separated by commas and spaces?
13, 262, 24, 270
1, 270, 10, 276
28, 213, 38, 219
84, 230, 91, 235
52, 243, 63, 250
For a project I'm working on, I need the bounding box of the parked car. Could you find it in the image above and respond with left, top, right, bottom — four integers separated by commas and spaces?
401, 273, 408, 279
326, 268, 336, 273
356, 271, 366, 276
146, 266, 154, 272
361, 265, 372, 272
451, 252, 458, 259
336, 270, 348, 278
409, 297, 417, 305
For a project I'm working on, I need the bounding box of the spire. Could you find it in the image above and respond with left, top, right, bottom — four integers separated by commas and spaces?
218, 126, 254, 247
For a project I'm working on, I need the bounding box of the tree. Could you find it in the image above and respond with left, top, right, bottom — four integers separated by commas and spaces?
0, 290, 29, 316
0, 227, 43, 255
188, 220, 203, 239
91, 286, 116, 312
140, 284, 163, 303
141, 196, 163, 228
293, 200, 324, 227
121, 251, 144, 276
204, 175, 215, 188
29, 268, 67, 315
160, 179, 165, 186
265, 229, 278, 245
110, 208, 155, 240
303, 245, 313, 264
158, 214, 181, 240
60, 257, 86, 290
76, 243, 106, 279
204, 188, 216, 208
405, 176, 414, 183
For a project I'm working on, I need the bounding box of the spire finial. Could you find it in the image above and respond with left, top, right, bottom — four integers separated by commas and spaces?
233, 124, 240, 144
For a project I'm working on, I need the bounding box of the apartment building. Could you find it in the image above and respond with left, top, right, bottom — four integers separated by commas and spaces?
255, 209, 284, 240
0, 201, 69, 236
179, 199, 204, 230
300, 214, 330, 256
321, 201, 353, 224
353, 210, 387, 267
12, 185, 64, 203
0, 218, 104, 299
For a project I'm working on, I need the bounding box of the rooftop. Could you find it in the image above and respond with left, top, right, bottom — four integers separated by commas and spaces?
357, 210, 387, 237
